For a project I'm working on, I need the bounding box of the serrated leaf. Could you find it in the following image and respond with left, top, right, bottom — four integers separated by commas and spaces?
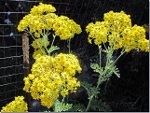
81, 81, 99, 98
81, 81, 93, 97
68, 104, 86, 112
54, 100, 72, 112
48, 46, 60, 54
90, 63, 104, 74
90, 99, 112, 112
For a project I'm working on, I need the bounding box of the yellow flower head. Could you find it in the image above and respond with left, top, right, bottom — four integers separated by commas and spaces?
23, 53, 82, 108
18, 3, 81, 42
86, 10, 149, 53
32, 48, 47, 60
86, 21, 109, 45
1, 96, 28, 112
138, 39, 149, 52
53, 15, 82, 40
30, 3, 56, 15
104, 10, 132, 32
122, 25, 148, 52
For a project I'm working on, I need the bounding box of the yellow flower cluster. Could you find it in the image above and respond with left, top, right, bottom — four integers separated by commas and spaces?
18, 3, 57, 35
30, 3, 56, 15
104, 11, 132, 32
23, 53, 82, 108
53, 15, 82, 40
122, 25, 149, 52
17, 13, 58, 38
18, 3, 82, 59
1, 96, 28, 112
18, 3, 81, 40
108, 31, 123, 50
32, 48, 47, 59
86, 21, 109, 45
86, 11, 149, 52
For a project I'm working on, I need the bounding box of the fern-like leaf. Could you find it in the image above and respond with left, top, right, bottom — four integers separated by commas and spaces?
90, 99, 112, 112
54, 100, 72, 112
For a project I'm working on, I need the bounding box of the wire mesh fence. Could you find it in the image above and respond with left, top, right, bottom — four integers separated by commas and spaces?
0, 1, 23, 108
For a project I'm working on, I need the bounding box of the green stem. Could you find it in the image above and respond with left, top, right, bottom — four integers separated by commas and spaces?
85, 75, 102, 112
42, 29, 51, 56
113, 48, 125, 64
98, 45, 102, 68
51, 34, 56, 48
85, 95, 93, 112
103, 43, 108, 51
96, 76, 101, 89
86, 45, 103, 112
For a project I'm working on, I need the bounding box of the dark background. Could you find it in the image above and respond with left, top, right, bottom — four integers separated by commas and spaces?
0, 0, 149, 111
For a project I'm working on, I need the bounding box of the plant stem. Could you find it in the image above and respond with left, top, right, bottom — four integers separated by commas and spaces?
113, 48, 125, 64
85, 75, 102, 111
51, 34, 56, 48
103, 43, 108, 51
86, 46, 103, 111
85, 95, 93, 112
98, 45, 102, 67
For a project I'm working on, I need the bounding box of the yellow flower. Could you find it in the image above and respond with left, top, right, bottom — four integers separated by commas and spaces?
104, 10, 132, 32
86, 10, 149, 52
23, 53, 82, 108
30, 3, 56, 15
108, 31, 123, 50
1, 96, 28, 112
60, 89, 69, 97
86, 21, 109, 45
138, 39, 149, 52
53, 15, 82, 40
122, 25, 148, 52
32, 48, 47, 59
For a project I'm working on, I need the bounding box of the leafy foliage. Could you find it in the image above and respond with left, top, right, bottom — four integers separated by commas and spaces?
68, 104, 86, 112
48, 45, 60, 54
53, 100, 72, 112
90, 63, 104, 75
81, 81, 99, 99
90, 99, 112, 111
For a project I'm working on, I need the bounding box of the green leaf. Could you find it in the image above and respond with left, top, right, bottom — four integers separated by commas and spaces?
81, 81, 93, 97
90, 99, 112, 112
54, 100, 72, 112
113, 66, 120, 78
68, 104, 86, 112
90, 63, 99, 70
48, 46, 60, 54
42, 36, 49, 47
90, 63, 103, 74
81, 81, 99, 98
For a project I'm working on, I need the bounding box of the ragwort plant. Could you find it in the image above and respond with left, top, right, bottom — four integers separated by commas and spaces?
1, 5, 149, 112
83, 10, 149, 111
1, 3, 82, 112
